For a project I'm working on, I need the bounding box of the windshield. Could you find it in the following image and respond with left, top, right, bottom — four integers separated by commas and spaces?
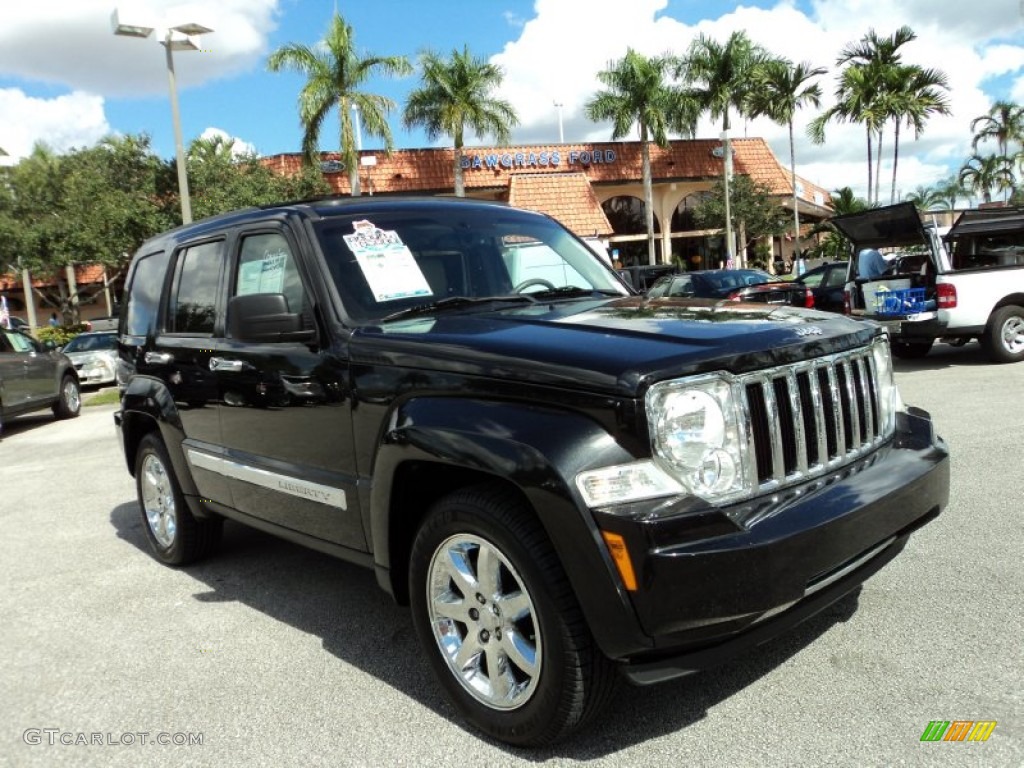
63, 333, 116, 352
312, 206, 628, 323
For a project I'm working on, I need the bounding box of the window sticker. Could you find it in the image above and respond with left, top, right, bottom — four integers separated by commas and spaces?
238, 250, 288, 295
343, 220, 433, 302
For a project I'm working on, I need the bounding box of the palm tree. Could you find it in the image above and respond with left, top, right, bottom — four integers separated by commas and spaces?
267, 13, 411, 196
958, 154, 1016, 204
934, 175, 965, 210
971, 101, 1024, 158
586, 49, 696, 266
809, 65, 884, 203
903, 185, 945, 211
681, 31, 771, 266
746, 58, 825, 261
836, 26, 917, 204
403, 46, 518, 198
886, 64, 950, 204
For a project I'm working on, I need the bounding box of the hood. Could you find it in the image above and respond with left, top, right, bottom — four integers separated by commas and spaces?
831, 202, 928, 249
354, 296, 878, 396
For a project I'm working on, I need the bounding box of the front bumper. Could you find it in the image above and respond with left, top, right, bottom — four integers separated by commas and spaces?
592, 407, 948, 683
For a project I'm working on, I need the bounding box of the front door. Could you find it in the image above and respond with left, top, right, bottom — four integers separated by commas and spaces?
213, 227, 365, 551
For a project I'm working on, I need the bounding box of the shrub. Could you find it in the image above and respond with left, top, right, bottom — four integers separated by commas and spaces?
36, 323, 89, 347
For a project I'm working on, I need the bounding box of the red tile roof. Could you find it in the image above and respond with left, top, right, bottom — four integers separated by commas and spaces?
507, 172, 613, 236
0, 264, 107, 292
263, 137, 830, 207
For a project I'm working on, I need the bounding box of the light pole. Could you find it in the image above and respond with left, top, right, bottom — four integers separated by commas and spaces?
112, 10, 213, 225
553, 101, 564, 144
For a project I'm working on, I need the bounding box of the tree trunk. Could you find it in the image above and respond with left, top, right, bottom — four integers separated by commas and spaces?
789, 120, 801, 264
874, 127, 884, 206
641, 127, 656, 265
723, 119, 734, 266
890, 120, 901, 205
866, 126, 873, 205
454, 146, 465, 198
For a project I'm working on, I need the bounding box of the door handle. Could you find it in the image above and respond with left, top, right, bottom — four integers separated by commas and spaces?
209, 357, 245, 373
144, 351, 173, 365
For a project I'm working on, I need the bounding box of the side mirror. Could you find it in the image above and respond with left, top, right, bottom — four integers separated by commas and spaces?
227, 293, 315, 343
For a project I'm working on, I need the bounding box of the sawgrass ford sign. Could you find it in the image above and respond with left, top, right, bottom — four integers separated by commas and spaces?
461, 147, 618, 171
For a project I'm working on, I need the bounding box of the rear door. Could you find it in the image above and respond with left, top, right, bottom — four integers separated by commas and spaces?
1, 330, 31, 410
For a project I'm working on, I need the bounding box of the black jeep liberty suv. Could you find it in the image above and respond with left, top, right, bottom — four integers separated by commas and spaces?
114, 197, 949, 746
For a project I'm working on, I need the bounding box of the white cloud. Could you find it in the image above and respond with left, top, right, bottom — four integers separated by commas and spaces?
198, 126, 257, 157
493, 0, 1024, 202
0, 0, 279, 96
0, 89, 111, 161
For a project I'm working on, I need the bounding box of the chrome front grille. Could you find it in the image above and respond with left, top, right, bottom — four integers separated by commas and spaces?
738, 347, 889, 492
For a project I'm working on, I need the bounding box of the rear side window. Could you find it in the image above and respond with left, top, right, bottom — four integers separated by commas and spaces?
124, 250, 170, 337
168, 241, 224, 334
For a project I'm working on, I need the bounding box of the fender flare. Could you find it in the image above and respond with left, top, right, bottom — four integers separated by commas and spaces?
118, 376, 196, 496
370, 396, 653, 658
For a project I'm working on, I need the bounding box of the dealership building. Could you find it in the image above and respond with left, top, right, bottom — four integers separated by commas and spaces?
263, 136, 834, 269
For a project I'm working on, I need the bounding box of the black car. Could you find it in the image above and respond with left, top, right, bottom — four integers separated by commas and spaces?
647, 268, 814, 307
0, 328, 80, 434
115, 197, 948, 746
795, 261, 850, 313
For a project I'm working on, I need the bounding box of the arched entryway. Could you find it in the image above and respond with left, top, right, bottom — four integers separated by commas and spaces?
602, 195, 660, 266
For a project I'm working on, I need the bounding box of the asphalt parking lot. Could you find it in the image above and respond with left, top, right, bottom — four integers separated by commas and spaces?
2, 343, 1022, 768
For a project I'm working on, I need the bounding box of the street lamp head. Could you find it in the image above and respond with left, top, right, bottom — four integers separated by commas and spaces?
110, 9, 153, 38
162, 35, 200, 52
171, 22, 213, 36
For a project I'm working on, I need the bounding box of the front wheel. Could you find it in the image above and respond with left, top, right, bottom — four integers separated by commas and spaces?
52, 375, 81, 419
983, 305, 1024, 363
891, 339, 934, 359
135, 433, 222, 565
409, 485, 616, 747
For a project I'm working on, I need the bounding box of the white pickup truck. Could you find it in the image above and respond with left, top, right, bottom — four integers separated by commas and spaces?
837, 203, 1024, 363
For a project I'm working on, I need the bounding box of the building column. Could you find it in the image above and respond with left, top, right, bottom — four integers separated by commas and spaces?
22, 268, 38, 329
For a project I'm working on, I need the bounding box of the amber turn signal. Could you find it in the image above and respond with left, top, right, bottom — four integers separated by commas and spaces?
600, 531, 638, 591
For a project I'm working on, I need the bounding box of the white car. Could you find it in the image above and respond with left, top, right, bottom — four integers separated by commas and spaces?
61, 331, 118, 386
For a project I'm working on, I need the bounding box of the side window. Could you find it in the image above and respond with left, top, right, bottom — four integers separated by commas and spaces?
235, 233, 307, 316
6, 331, 36, 353
824, 267, 847, 288
124, 250, 171, 337
168, 241, 224, 335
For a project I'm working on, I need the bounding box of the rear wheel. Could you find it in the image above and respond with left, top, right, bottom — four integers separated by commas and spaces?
891, 339, 934, 359
135, 433, 221, 565
409, 485, 617, 746
982, 305, 1024, 363
52, 375, 81, 419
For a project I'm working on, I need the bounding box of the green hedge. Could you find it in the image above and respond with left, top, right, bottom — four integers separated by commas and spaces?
35, 324, 89, 347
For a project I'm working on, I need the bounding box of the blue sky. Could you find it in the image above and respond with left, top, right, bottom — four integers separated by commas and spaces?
2, 0, 1023, 200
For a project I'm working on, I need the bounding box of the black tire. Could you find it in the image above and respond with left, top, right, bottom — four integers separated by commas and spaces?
982, 305, 1024, 364
134, 433, 222, 565
409, 485, 617, 747
891, 339, 934, 359
52, 374, 81, 419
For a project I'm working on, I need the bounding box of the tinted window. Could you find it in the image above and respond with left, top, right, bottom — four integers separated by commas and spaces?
313, 207, 626, 322
168, 241, 224, 334
235, 233, 307, 315
63, 333, 117, 352
124, 250, 170, 337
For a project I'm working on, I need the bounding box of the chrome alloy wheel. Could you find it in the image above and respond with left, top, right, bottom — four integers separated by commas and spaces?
426, 534, 542, 710
141, 453, 177, 548
999, 314, 1024, 355
62, 378, 80, 413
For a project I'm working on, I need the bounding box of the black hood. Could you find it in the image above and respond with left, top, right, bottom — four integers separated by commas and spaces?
354, 297, 878, 396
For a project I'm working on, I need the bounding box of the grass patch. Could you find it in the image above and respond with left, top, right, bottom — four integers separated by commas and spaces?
84, 388, 121, 407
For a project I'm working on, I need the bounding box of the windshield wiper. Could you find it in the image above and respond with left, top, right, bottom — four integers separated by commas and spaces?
381, 295, 536, 323
529, 286, 624, 299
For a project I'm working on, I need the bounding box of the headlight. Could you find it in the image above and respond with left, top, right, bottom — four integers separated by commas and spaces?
870, 335, 903, 432
646, 375, 751, 502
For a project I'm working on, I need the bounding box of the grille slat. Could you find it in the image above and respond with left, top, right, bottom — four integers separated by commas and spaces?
738, 348, 889, 491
